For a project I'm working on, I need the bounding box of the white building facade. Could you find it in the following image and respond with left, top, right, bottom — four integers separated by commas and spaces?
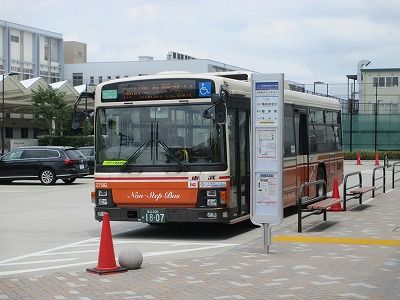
64, 54, 249, 86
0, 20, 64, 83
361, 68, 400, 114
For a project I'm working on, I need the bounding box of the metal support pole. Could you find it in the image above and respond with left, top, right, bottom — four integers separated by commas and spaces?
262, 223, 271, 254
1, 74, 5, 155
1, 72, 17, 155
375, 84, 378, 152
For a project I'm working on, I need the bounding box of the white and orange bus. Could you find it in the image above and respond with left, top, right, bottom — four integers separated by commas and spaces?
91, 72, 343, 224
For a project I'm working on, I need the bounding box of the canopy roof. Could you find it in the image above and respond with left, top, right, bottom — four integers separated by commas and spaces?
1, 76, 96, 114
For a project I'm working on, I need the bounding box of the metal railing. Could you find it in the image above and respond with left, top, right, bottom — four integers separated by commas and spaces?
392, 162, 400, 189
372, 166, 386, 198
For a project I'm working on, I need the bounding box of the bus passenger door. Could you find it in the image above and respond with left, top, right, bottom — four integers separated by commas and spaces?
294, 111, 309, 196
227, 108, 250, 217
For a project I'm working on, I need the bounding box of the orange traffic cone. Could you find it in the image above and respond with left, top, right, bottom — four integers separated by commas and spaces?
374, 152, 380, 166
356, 152, 362, 165
328, 177, 342, 211
87, 212, 127, 275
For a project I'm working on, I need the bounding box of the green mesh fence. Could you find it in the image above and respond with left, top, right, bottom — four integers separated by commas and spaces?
343, 113, 400, 151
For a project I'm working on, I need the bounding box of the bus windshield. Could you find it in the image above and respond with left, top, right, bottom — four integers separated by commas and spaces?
96, 104, 226, 170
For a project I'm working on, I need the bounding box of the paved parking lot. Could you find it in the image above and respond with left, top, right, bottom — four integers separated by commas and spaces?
0, 161, 399, 299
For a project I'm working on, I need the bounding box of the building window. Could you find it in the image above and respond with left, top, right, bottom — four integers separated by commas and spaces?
72, 73, 83, 86
21, 128, 29, 138
374, 76, 399, 88
51, 39, 59, 62
11, 35, 19, 43
5, 128, 13, 138
44, 38, 49, 61
98, 76, 103, 83
90, 76, 94, 84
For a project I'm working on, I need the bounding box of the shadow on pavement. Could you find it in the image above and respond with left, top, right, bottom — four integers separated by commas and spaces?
113, 219, 259, 241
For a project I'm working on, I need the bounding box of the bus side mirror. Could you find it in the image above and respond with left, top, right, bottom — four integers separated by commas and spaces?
211, 94, 220, 104
72, 118, 80, 130
215, 103, 226, 124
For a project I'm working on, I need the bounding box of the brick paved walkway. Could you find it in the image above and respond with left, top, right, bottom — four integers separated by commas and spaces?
0, 182, 399, 299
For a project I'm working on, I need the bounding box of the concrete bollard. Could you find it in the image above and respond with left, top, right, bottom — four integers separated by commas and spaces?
118, 248, 143, 270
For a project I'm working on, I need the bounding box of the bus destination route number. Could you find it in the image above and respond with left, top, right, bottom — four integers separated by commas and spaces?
141, 209, 166, 223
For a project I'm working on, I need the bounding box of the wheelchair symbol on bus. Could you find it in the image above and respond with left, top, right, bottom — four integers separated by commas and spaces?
198, 82, 212, 97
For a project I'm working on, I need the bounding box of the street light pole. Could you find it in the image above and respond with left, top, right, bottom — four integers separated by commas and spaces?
1, 72, 18, 155
313, 81, 326, 95
374, 83, 378, 152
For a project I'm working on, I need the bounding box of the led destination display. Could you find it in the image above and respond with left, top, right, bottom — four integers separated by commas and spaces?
101, 79, 215, 102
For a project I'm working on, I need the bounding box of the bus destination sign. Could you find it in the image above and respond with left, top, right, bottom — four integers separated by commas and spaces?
101, 79, 215, 102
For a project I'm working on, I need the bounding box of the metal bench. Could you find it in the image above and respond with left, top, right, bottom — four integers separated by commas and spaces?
297, 180, 341, 233
343, 166, 386, 211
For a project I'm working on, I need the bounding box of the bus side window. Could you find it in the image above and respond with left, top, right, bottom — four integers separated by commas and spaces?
309, 123, 317, 153
284, 104, 296, 157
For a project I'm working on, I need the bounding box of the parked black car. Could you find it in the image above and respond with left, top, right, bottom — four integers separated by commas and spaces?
0, 146, 89, 185
78, 146, 94, 175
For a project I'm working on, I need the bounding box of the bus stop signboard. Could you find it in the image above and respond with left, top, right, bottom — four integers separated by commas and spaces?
250, 74, 284, 252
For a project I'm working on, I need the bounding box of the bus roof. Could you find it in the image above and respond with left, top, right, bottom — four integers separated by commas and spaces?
285, 89, 341, 111
95, 72, 341, 111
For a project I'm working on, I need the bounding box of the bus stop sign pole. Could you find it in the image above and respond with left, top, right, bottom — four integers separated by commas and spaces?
250, 74, 284, 254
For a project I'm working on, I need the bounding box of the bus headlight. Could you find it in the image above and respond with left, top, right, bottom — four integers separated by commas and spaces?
206, 190, 217, 197
98, 190, 108, 197
96, 189, 113, 207
207, 198, 217, 207
98, 198, 108, 206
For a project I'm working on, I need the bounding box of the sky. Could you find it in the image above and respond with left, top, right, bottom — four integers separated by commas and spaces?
1, 0, 400, 92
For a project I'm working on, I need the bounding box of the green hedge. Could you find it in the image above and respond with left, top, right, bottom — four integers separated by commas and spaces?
38, 136, 94, 147
344, 151, 400, 160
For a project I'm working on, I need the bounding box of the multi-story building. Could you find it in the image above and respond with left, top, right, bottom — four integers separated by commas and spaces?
64, 41, 87, 64
361, 68, 400, 114
0, 20, 64, 83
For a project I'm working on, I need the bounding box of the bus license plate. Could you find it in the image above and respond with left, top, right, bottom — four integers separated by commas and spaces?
141, 209, 166, 223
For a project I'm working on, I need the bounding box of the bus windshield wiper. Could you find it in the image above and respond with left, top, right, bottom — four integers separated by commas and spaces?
157, 139, 188, 171
122, 139, 152, 169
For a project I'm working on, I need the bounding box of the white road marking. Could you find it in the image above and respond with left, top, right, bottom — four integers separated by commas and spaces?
0, 238, 97, 264
0, 240, 237, 276
0, 258, 78, 266
36, 250, 98, 256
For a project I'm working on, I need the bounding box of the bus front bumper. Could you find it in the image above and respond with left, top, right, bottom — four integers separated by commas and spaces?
94, 206, 232, 223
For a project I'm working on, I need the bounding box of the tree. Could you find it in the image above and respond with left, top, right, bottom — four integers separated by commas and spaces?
82, 118, 94, 136
32, 86, 72, 144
